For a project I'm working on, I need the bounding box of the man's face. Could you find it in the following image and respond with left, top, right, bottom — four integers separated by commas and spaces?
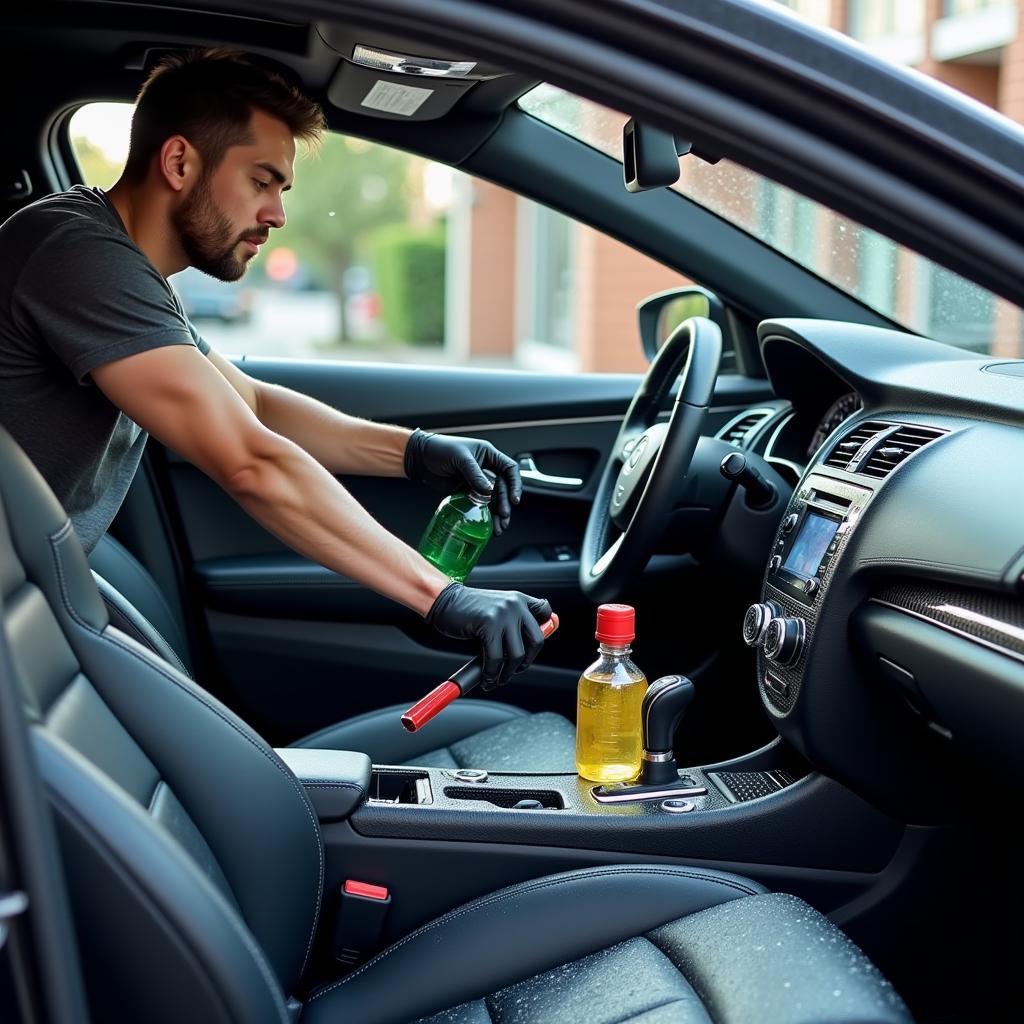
173, 108, 295, 282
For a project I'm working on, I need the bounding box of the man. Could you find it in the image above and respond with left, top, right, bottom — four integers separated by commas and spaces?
0, 49, 550, 689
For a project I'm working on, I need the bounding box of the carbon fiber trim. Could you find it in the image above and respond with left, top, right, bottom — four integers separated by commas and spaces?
874, 582, 1024, 661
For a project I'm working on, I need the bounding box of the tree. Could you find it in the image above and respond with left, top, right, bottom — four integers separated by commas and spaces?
70, 137, 123, 189
271, 134, 413, 339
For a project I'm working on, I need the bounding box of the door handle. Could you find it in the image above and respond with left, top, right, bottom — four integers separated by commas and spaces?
517, 455, 583, 490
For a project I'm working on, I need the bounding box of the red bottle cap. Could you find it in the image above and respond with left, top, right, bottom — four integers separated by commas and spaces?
595, 603, 635, 644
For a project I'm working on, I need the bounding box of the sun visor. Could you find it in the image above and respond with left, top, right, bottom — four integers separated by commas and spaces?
320, 28, 509, 121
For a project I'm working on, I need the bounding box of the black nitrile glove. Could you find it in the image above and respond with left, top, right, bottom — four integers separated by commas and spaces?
405, 429, 521, 535
426, 582, 552, 690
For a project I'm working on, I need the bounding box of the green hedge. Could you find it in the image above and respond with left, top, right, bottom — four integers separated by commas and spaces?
371, 223, 446, 345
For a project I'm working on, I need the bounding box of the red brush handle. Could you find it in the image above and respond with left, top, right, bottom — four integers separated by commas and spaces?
400, 614, 559, 733
400, 681, 462, 733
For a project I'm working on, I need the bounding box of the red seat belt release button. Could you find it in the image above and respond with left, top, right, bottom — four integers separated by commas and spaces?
335, 880, 392, 967
344, 879, 389, 901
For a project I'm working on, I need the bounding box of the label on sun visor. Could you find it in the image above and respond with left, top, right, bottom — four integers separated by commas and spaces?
361, 80, 433, 117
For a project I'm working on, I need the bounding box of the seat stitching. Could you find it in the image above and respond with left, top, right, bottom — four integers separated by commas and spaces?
98, 586, 191, 678
50, 521, 324, 979
302, 782, 363, 790
309, 866, 759, 1003
605, 995, 702, 1024
644, 931, 720, 1022
103, 593, 190, 677
101, 536, 187, 651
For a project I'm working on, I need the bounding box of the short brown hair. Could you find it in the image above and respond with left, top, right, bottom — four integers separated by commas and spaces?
123, 48, 324, 181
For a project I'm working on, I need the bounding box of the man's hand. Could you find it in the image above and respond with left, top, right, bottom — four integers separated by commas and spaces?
405, 430, 521, 534
426, 582, 552, 690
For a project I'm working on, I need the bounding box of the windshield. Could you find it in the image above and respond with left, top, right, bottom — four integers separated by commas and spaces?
519, 84, 1022, 357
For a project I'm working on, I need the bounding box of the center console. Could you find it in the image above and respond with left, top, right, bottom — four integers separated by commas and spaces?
743, 472, 873, 716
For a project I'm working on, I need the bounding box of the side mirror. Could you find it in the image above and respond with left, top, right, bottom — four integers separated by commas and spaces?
637, 286, 728, 361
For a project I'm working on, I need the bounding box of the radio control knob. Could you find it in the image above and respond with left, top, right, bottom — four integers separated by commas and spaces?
769, 555, 782, 573
781, 513, 799, 535
763, 617, 806, 666
742, 602, 782, 647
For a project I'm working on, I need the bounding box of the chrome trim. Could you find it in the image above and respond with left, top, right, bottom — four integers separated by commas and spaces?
641, 750, 675, 763
450, 768, 488, 783
640, 674, 687, 747
518, 456, 583, 489
352, 45, 477, 77
869, 599, 1024, 668
590, 535, 622, 577
764, 411, 805, 479
660, 799, 696, 813
428, 404, 754, 435
935, 603, 1024, 647
763, 617, 805, 666
591, 784, 707, 804
743, 602, 781, 647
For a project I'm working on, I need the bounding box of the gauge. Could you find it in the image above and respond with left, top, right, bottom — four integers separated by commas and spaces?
808, 392, 862, 459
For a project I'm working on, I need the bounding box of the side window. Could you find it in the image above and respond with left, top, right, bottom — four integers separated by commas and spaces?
69, 104, 699, 373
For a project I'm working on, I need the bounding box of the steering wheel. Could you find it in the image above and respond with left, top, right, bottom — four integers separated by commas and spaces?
579, 316, 722, 603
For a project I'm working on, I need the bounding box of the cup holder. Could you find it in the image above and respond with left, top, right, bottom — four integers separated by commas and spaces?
443, 786, 564, 809
369, 770, 432, 805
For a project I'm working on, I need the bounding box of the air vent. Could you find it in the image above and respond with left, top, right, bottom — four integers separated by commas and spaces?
859, 425, 945, 479
823, 421, 890, 471
717, 409, 772, 447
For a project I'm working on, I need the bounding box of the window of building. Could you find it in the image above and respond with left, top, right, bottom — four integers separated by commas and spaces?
520, 83, 1021, 357
516, 202, 576, 369
849, 0, 925, 40
775, 0, 833, 28
847, 0, 925, 63
945, 0, 1013, 14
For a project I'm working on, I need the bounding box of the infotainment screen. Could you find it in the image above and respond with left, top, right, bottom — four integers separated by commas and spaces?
783, 513, 839, 579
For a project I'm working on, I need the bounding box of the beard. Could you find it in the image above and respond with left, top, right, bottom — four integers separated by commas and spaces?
172, 173, 265, 282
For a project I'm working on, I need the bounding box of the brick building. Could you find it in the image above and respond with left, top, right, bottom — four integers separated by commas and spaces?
446, 0, 1024, 371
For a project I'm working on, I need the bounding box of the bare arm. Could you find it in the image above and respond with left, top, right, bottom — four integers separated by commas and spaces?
92, 345, 447, 615
206, 347, 410, 476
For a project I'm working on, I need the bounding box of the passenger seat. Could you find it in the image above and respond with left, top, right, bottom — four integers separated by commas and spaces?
89, 532, 577, 770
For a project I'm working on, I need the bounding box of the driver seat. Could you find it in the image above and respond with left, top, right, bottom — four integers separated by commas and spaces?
1, 426, 914, 1023
89, 532, 577, 770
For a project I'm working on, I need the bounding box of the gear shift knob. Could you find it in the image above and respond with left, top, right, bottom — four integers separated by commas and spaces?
640, 674, 695, 785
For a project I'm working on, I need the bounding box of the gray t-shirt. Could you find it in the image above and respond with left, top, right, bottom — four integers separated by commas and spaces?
0, 185, 210, 553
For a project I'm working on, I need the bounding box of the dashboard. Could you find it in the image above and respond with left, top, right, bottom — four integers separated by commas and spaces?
735, 318, 1024, 823
805, 392, 862, 460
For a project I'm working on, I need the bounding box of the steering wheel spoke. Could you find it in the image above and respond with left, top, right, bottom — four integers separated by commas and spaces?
590, 534, 623, 579
580, 317, 723, 603
618, 433, 642, 462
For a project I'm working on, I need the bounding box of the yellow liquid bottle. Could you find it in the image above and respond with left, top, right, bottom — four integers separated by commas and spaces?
575, 604, 648, 783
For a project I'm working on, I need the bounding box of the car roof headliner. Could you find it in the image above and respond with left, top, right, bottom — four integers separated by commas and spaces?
5, 0, 1024, 311
3, 1, 538, 167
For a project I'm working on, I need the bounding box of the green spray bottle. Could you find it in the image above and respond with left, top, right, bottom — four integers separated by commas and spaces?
418, 489, 493, 582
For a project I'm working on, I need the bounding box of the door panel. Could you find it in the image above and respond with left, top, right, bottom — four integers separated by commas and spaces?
137, 359, 774, 744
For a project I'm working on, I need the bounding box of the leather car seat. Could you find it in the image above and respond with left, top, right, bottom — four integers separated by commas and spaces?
89, 531, 577, 771
0, 425, 913, 1023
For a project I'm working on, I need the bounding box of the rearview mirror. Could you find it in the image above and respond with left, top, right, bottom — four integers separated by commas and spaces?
637, 286, 727, 361
623, 118, 723, 193
622, 118, 679, 193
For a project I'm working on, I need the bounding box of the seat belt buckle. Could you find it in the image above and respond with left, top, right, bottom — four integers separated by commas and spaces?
334, 879, 391, 967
